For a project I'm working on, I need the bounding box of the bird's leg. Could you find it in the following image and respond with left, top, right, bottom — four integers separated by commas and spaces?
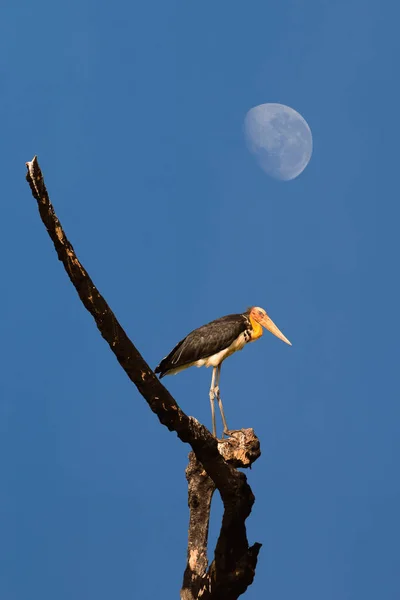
209, 367, 217, 437
215, 364, 229, 436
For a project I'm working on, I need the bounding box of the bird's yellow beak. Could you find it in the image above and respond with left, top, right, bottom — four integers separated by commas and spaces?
260, 314, 292, 346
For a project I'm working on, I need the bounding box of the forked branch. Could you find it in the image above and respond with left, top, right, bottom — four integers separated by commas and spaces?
25, 156, 261, 599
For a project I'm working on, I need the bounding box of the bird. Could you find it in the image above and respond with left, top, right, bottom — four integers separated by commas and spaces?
155, 306, 291, 438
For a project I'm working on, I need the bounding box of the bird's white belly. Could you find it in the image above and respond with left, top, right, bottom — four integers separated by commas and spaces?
195, 332, 248, 368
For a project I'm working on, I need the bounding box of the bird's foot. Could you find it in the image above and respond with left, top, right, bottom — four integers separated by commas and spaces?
216, 428, 261, 468
217, 436, 231, 443
217, 429, 240, 442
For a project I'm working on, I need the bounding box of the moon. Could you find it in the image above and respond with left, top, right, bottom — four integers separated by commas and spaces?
244, 103, 313, 181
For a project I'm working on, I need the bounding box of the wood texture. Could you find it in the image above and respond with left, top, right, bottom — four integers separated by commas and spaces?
26, 156, 262, 599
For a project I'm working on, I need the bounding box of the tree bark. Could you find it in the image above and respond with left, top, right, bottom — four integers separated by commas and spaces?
25, 156, 262, 599
182, 452, 216, 600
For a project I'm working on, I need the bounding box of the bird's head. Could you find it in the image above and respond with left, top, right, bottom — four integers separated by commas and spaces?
249, 306, 292, 346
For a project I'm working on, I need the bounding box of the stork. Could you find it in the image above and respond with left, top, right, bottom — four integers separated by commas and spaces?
155, 306, 291, 438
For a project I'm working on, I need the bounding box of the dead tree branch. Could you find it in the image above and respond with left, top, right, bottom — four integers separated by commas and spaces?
182, 453, 216, 599
25, 156, 262, 599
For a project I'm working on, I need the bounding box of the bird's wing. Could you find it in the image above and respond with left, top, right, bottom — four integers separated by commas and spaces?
155, 314, 248, 377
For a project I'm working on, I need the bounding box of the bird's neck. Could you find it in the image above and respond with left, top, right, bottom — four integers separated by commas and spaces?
249, 315, 263, 340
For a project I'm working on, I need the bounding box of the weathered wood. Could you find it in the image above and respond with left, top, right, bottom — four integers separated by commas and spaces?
26, 156, 262, 599
182, 453, 215, 600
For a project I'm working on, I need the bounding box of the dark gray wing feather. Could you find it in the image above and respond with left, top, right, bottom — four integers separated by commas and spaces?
155, 313, 248, 377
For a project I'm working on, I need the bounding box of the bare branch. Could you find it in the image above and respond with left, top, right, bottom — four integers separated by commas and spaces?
26, 156, 262, 598
182, 453, 216, 600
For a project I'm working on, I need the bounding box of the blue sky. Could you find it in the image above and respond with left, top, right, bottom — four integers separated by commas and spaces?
1, 0, 400, 598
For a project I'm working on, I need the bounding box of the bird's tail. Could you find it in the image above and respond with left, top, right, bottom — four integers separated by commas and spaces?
154, 363, 165, 378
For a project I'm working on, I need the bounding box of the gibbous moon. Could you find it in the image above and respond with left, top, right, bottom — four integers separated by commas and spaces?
244, 103, 313, 181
